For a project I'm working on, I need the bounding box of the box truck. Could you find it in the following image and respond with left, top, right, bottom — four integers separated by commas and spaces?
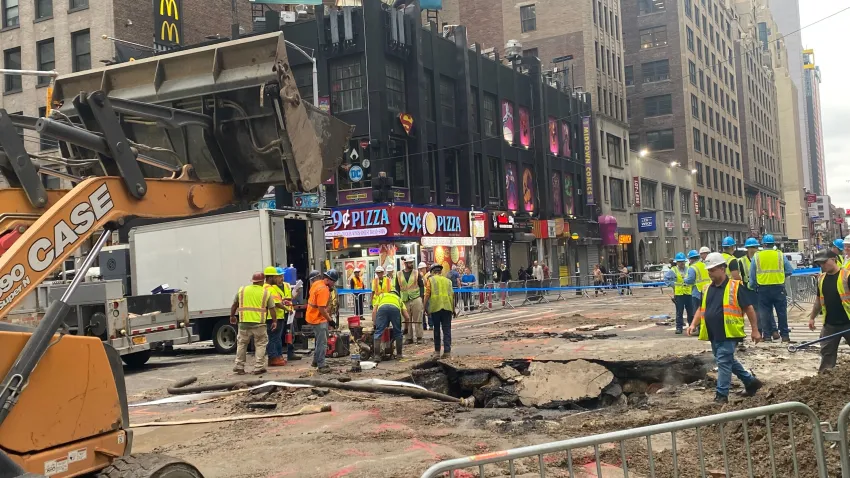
129, 209, 327, 353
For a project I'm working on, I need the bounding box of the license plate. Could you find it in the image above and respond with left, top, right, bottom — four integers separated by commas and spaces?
132, 336, 147, 345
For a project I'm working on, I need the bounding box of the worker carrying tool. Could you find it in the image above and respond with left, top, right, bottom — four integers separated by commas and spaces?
687, 253, 763, 403
231, 272, 277, 375
424, 263, 456, 359
264, 266, 293, 367
807, 250, 850, 373
307, 269, 339, 374
664, 252, 693, 334
350, 268, 366, 317
371, 290, 409, 362
396, 256, 425, 344
749, 234, 794, 342
371, 266, 391, 307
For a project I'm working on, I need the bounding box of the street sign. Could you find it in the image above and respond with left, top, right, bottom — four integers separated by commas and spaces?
552, 55, 573, 63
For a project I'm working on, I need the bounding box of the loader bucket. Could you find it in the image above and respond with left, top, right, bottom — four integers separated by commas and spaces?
50, 32, 353, 192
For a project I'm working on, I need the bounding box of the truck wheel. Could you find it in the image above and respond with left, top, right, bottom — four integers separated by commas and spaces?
121, 350, 152, 368
97, 453, 203, 478
212, 318, 237, 354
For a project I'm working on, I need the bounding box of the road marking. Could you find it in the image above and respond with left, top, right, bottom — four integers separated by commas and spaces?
624, 324, 659, 332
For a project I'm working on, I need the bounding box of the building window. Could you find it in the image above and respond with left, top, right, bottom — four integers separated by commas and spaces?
439, 77, 456, 126
693, 127, 701, 151
663, 186, 675, 212
691, 95, 699, 118
331, 57, 366, 113
385, 60, 405, 112
629, 133, 640, 151
641, 180, 657, 209
642, 59, 669, 83
444, 149, 458, 193
644, 95, 672, 117
607, 134, 623, 167
639, 26, 668, 49
69, 0, 87, 8
520, 4, 536, 32
695, 162, 703, 185
639, 0, 666, 14
71, 30, 91, 72
713, 169, 718, 190
686, 27, 694, 51
470, 88, 479, 134
3, 48, 21, 92
423, 72, 434, 121
685, 0, 692, 17
2, 0, 18, 27
488, 156, 502, 203
624, 65, 634, 86
483, 94, 497, 137
36, 39, 55, 87
688, 60, 697, 85
681, 189, 691, 213
646, 129, 674, 151
610, 178, 625, 210
522, 48, 538, 59
36, 0, 52, 18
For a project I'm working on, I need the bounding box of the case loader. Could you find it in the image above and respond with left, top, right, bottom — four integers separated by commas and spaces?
0, 31, 352, 477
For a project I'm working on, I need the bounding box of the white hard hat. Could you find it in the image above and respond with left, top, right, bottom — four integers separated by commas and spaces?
385, 265, 394, 272
375, 266, 384, 273
404, 256, 415, 263
699, 246, 711, 254
703, 252, 727, 270
418, 261, 427, 269
353, 267, 361, 272
844, 234, 850, 244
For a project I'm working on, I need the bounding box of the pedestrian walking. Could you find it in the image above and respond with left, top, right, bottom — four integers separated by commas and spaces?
371, 266, 391, 308
618, 263, 630, 295
749, 234, 794, 342
371, 290, 409, 362
263, 266, 289, 367
688, 253, 763, 403
665, 253, 693, 334
231, 272, 276, 375
424, 263, 455, 359
461, 267, 476, 311
396, 256, 425, 344
533, 260, 544, 281
593, 264, 606, 296
350, 268, 366, 317
809, 250, 850, 373
307, 269, 338, 374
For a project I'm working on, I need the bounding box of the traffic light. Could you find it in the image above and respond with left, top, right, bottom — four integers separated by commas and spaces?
372, 173, 394, 203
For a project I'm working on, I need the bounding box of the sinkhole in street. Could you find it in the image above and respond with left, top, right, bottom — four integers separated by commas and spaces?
408, 355, 713, 409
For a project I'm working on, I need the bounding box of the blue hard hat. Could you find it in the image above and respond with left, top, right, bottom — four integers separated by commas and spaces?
674, 252, 687, 262
834, 239, 845, 250
276, 266, 285, 275
722, 236, 736, 247
744, 238, 760, 248
762, 234, 775, 245
687, 250, 700, 259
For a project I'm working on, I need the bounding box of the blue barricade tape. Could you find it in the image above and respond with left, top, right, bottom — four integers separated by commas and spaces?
334, 282, 669, 295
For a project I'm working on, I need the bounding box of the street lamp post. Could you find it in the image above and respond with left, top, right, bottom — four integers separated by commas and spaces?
284, 40, 319, 108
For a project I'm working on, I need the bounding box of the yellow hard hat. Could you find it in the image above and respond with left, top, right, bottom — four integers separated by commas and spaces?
264, 266, 280, 276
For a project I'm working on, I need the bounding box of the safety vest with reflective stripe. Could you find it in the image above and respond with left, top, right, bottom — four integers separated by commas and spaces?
698, 279, 746, 341
672, 266, 691, 296
237, 284, 269, 324
722, 252, 735, 276
371, 276, 391, 305
263, 283, 292, 320
352, 276, 364, 289
427, 275, 454, 313
738, 256, 754, 290
819, 269, 850, 324
692, 261, 710, 294
844, 258, 850, 272
754, 249, 785, 285
398, 270, 421, 302
375, 292, 407, 313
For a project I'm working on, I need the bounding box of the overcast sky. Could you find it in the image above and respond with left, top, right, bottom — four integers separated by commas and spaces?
800, 3, 849, 208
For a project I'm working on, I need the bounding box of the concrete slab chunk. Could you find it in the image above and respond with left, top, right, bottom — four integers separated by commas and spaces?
517, 360, 614, 407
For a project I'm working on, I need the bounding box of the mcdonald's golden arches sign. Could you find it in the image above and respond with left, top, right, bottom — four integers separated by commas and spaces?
154, 0, 182, 49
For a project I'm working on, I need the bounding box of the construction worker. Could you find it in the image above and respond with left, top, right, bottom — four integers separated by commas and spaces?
230, 272, 276, 375
371, 290, 409, 362
664, 252, 693, 334
276, 266, 298, 362
684, 249, 710, 315
831, 239, 845, 268
306, 269, 339, 374
263, 266, 288, 367
809, 249, 850, 373
385, 263, 395, 284
688, 252, 763, 403
418, 261, 430, 330
396, 256, 425, 344
699, 246, 711, 261
844, 235, 850, 269
731, 238, 760, 310
720, 237, 736, 275
749, 234, 794, 342
371, 266, 391, 307
424, 263, 455, 358
350, 268, 366, 317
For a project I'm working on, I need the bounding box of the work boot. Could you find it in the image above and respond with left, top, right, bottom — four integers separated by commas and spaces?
714, 393, 728, 404
373, 338, 383, 363
396, 337, 404, 359
441, 351, 452, 359
269, 357, 287, 367
675, 329, 683, 335
287, 354, 302, 361
772, 331, 781, 341
233, 367, 245, 375
252, 368, 267, 375
405, 339, 414, 345
416, 338, 423, 344
431, 351, 441, 360
781, 336, 791, 343
318, 366, 332, 374
740, 377, 764, 397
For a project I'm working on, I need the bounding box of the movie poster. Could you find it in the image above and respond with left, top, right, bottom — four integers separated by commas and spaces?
519, 107, 531, 147
561, 122, 571, 157
552, 173, 563, 216
505, 162, 518, 211
522, 167, 534, 213
564, 174, 575, 216
502, 100, 514, 144
548, 117, 559, 155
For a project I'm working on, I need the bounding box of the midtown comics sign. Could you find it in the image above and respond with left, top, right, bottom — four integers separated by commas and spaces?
325, 205, 471, 239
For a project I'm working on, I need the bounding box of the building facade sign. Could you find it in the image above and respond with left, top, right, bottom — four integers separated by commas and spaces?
154, 0, 182, 50
326, 205, 471, 239
633, 177, 641, 207
582, 116, 594, 205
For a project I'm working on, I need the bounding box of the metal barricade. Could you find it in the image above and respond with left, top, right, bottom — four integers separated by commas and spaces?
787, 273, 819, 311
420, 401, 828, 478
504, 281, 524, 309
836, 401, 850, 478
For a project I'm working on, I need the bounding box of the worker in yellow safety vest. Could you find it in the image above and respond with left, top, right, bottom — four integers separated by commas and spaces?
371, 266, 392, 307
688, 253, 763, 403
684, 249, 710, 318
418, 261, 430, 331
263, 266, 295, 367
663, 253, 693, 334
230, 272, 276, 375
810, 250, 850, 373
424, 264, 455, 359
371, 290, 410, 362
396, 257, 425, 344
350, 268, 366, 317
749, 234, 794, 342
720, 236, 737, 276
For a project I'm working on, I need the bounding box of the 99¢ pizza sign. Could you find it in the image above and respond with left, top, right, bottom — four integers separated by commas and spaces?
325, 205, 470, 239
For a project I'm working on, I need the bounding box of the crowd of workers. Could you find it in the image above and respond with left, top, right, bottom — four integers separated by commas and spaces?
664, 233, 850, 403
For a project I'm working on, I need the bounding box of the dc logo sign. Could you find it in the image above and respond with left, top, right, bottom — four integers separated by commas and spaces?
349, 165, 364, 182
